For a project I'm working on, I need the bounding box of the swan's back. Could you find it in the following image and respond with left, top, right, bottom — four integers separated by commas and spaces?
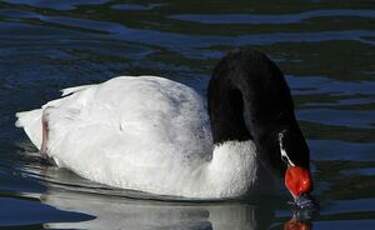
16, 76, 215, 195
77, 76, 213, 161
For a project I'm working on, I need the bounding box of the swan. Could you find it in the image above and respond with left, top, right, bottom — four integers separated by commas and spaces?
15, 48, 313, 200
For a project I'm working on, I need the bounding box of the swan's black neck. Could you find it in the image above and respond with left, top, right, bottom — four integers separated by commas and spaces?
207, 48, 310, 171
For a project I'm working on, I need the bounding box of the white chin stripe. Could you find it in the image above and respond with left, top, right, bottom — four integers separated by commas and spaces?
278, 132, 295, 167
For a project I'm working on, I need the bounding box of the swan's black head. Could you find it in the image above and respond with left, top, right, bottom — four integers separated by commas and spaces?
208, 48, 313, 198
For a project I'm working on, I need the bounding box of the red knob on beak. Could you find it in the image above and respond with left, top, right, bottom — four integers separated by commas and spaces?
285, 166, 313, 197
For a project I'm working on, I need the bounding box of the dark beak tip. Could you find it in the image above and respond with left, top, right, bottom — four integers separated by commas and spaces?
291, 193, 320, 219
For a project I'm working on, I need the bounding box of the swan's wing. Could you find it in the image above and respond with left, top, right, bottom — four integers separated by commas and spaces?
16, 76, 213, 191
16, 76, 213, 167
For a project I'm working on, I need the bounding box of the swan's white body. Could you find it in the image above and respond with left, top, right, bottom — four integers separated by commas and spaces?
16, 76, 275, 199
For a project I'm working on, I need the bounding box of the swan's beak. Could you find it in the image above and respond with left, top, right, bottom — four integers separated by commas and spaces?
284, 166, 313, 199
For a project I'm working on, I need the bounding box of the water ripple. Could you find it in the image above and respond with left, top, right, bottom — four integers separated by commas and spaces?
1, 10, 375, 59
3, 0, 111, 11
170, 9, 375, 25
298, 109, 375, 129
288, 75, 375, 96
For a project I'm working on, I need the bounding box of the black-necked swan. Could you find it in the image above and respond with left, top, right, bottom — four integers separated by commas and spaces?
16, 48, 313, 201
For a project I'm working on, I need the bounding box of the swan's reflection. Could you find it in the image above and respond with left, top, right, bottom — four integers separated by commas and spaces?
42, 189, 274, 230
284, 218, 312, 230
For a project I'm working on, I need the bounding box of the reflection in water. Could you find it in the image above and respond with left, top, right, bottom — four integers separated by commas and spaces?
0, 197, 93, 227
284, 218, 312, 230
42, 189, 273, 230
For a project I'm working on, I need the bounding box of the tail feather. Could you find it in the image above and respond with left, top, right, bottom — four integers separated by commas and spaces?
16, 109, 43, 150
16, 83, 95, 151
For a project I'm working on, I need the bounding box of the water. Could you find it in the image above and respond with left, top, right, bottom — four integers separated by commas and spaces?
0, 0, 374, 229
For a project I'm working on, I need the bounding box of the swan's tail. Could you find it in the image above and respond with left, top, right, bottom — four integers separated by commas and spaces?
15, 84, 95, 151
15, 109, 43, 150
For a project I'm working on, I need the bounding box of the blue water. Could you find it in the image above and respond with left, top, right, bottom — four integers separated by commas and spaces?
0, 0, 374, 229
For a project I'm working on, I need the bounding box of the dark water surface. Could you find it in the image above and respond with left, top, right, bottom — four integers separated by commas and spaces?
1, 0, 374, 229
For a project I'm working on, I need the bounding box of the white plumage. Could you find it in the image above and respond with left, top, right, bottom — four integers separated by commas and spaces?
16, 76, 275, 199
